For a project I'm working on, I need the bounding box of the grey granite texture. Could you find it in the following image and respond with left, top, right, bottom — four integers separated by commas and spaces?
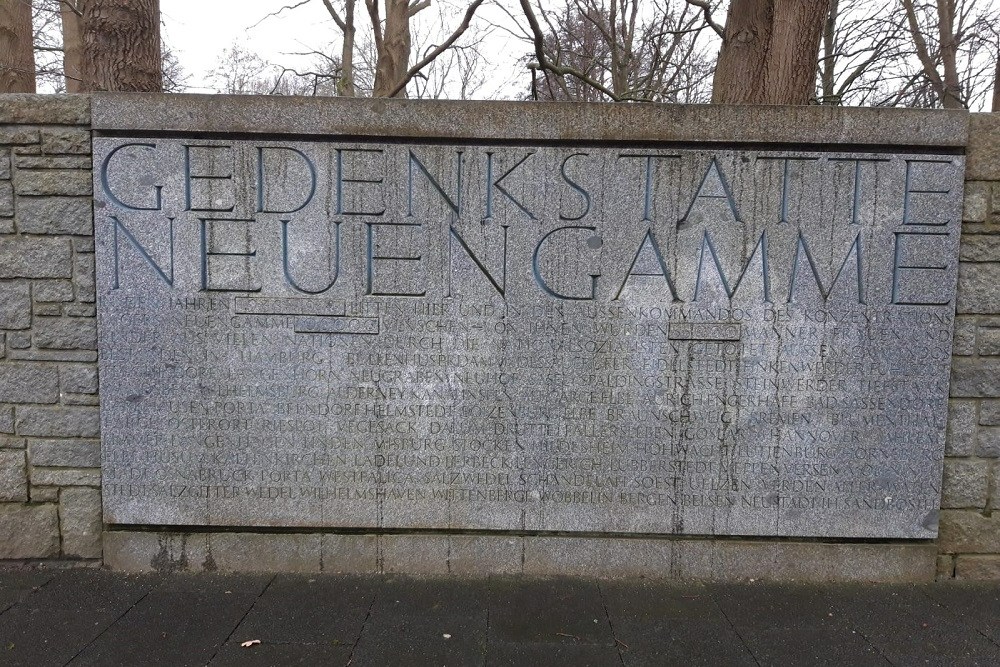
94, 129, 963, 539
91, 93, 969, 147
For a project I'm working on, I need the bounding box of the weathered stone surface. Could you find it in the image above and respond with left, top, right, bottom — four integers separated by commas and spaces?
0, 94, 90, 125
960, 236, 1000, 262
15, 155, 92, 170
33, 316, 97, 350
939, 509, 1000, 552
0, 281, 31, 329
0, 503, 59, 558
94, 127, 962, 540
0, 362, 59, 404
29, 438, 100, 467
952, 359, 1000, 397
0, 405, 14, 434
92, 93, 969, 147
957, 264, 1000, 314
955, 555, 1000, 580
952, 316, 977, 355
963, 182, 989, 222
0, 180, 13, 216
40, 127, 91, 155
941, 459, 990, 508
30, 466, 100, 486
30, 485, 58, 502
0, 436, 25, 448
101, 531, 937, 581
0, 148, 10, 179
74, 251, 95, 303
976, 427, 1000, 458
8, 349, 96, 362
33, 279, 75, 303
60, 365, 98, 394
0, 237, 72, 279
63, 304, 95, 317
15, 405, 100, 437
0, 128, 40, 145
16, 196, 93, 235
59, 486, 102, 558
32, 303, 60, 317
951, 401, 982, 452
967, 114, 1000, 180
979, 326, 1000, 356
981, 400, 1000, 426
936, 554, 955, 579
13, 169, 91, 197
6, 332, 29, 349
0, 449, 27, 501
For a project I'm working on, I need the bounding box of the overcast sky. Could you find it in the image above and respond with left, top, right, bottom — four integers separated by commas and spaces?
160, 0, 528, 98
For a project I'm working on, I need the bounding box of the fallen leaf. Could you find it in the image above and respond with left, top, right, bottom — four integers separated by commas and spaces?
241, 640, 261, 648
443, 634, 452, 639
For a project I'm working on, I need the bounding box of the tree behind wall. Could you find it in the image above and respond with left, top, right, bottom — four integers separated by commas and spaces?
62, 0, 162, 92
712, 0, 831, 104
0, 0, 36, 92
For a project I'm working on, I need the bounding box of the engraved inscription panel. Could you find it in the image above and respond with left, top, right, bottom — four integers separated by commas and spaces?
94, 137, 963, 538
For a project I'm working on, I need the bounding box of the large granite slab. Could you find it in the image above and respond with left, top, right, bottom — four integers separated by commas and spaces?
93, 99, 964, 538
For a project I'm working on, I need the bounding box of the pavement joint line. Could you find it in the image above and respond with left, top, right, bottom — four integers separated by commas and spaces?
206, 574, 276, 666
825, 590, 895, 667
0, 571, 57, 621
484, 577, 492, 667
915, 585, 1000, 652
709, 589, 762, 667
596, 582, 626, 666
62, 578, 155, 667
346, 585, 378, 666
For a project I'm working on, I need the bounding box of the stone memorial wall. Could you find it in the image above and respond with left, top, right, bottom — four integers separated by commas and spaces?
3, 94, 1000, 579
94, 130, 963, 540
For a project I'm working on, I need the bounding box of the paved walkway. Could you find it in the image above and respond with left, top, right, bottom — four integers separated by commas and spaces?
2, 569, 1000, 666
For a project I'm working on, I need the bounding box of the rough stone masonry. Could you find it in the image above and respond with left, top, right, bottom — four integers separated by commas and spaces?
1, 93, 1000, 580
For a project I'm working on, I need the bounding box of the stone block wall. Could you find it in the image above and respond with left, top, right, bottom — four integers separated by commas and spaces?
0, 96, 101, 563
2, 95, 1000, 580
940, 113, 1000, 579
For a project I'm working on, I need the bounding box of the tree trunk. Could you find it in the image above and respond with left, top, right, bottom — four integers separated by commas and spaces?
340, 0, 356, 97
993, 55, 1000, 112
62, 2, 85, 93
78, 0, 162, 92
711, 0, 773, 103
712, 0, 829, 105
820, 0, 837, 103
373, 0, 411, 97
0, 0, 35, 93
936, 0, 963, 109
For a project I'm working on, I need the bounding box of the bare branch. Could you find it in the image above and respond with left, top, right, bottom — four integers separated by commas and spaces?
386, 0, 487, 97
249, 0, 313, 30
519, 0, 625, 101
681, 0, 723, 38
320, 0, 348, 31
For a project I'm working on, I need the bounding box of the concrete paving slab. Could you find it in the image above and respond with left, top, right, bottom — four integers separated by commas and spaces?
229, 575, 376, 645
0, 570, 55, 614
0, 605, 121, 667
489, 577, 614, 646
601, 581, 757, 666
210, 641, 354, 666
69, 575, 270, 666
350, 577, 490, 667
829, 585, 1000, 664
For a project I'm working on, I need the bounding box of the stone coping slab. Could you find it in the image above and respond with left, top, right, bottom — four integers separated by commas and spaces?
91, 93, 968, 148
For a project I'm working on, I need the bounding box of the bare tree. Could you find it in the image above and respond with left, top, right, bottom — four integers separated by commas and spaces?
1, 0, 36, 92
817, 0, 907, 105
259, 0, 487, 98
515, 0, 717, 103
709, 0, 832, 104
899, 0, 997, 109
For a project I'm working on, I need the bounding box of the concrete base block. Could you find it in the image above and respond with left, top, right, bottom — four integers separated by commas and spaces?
103, 531, 938, 582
